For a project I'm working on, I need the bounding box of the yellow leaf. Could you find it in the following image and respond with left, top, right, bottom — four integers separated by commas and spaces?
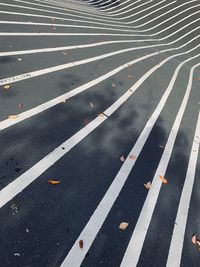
119, 222, 129, 230
159, 175, 168, 184
4, 85, 11, 89
8, 115, 18, 119
48, 180, 61, 185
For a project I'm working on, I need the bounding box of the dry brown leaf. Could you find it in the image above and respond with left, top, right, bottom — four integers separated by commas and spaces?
4, 85, 11, 89
48, 180, 61, 185
129, 154, 136, 160
192, 234, 197, 245
8, 115, 18, 119
99, 113, 104, 117
159, 175, 168, 184
79, 240, 83, 249
119, 222, 129, 230
120, 155, 125, 162
144, 181, 152, 189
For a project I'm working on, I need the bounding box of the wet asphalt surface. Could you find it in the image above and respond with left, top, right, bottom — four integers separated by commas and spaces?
0, 0, 200, 266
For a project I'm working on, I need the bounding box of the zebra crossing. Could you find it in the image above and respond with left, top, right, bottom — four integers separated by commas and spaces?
0, 0, 199, 266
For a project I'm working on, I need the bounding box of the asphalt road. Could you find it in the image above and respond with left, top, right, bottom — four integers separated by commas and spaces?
0, 0, 200, 266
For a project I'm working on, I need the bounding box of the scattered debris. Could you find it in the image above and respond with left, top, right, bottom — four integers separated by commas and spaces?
10, 203, 18, 212
191, 234, 200, 251
128, 74, 132, 79
192, 234, 197, 245
111, 83, 116, 87
159, 145, 164, 148
14, 253, 20, 257
120, 155, 125, 162
159, 175, 168, 184
62, 52, 68, 56
144, 181, 152, 189
3, 85, 11, 89
25, 228, 29, 233
129, 154, 136, 160
17, 58, 22, 61
17, 104, 24, 108
79, 240, 84, 249
90, 102, 94, 108
119, 222, 129, 230
99, 113, 104, 117
8, 115, 18, 119
48, 180, 61, 185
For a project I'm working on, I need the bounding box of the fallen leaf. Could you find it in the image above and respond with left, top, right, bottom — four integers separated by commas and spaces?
99, 113, 104, 117
192, 234, 197, 245
8, 115, 18, 119
60, 98, 66, 103
120, 155, 125, 162
119, 222, 129, 230
144, 181, 152, 189
48, 180, 61, 185
79, 240, 83, 249
159, 175, 168, 184
4, 85, 11, 89
17, 104, 24, 108
197, 240, 200, 251
90, 102, 94, 108
129, 154, 136, 160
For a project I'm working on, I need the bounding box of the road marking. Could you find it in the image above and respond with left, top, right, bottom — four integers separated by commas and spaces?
1, 47, 199, 211
166, 113, 200, 265
60, 53, 199, 266
0, 33, 199, 132
0, 21, 199, 86
120, 64, 200, 267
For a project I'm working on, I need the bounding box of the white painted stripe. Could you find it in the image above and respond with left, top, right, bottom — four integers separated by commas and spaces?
0, 0, 197, 31
1, 2, 199, 36
0, 46, 199, 212
1, 1, 115, 24
60, 54, 200, 266
113, 0, 172, 20
0, 20, 145, 33
104, 0, 153, 15
1, 8, 200, 40
120, 62, 199, 267
0, 38, 198, 132
3, 1, 111, 22
166, 112, 200, 266
0, 22, 199, 86
106, 0, 141, 13
102, 0, 133, 12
